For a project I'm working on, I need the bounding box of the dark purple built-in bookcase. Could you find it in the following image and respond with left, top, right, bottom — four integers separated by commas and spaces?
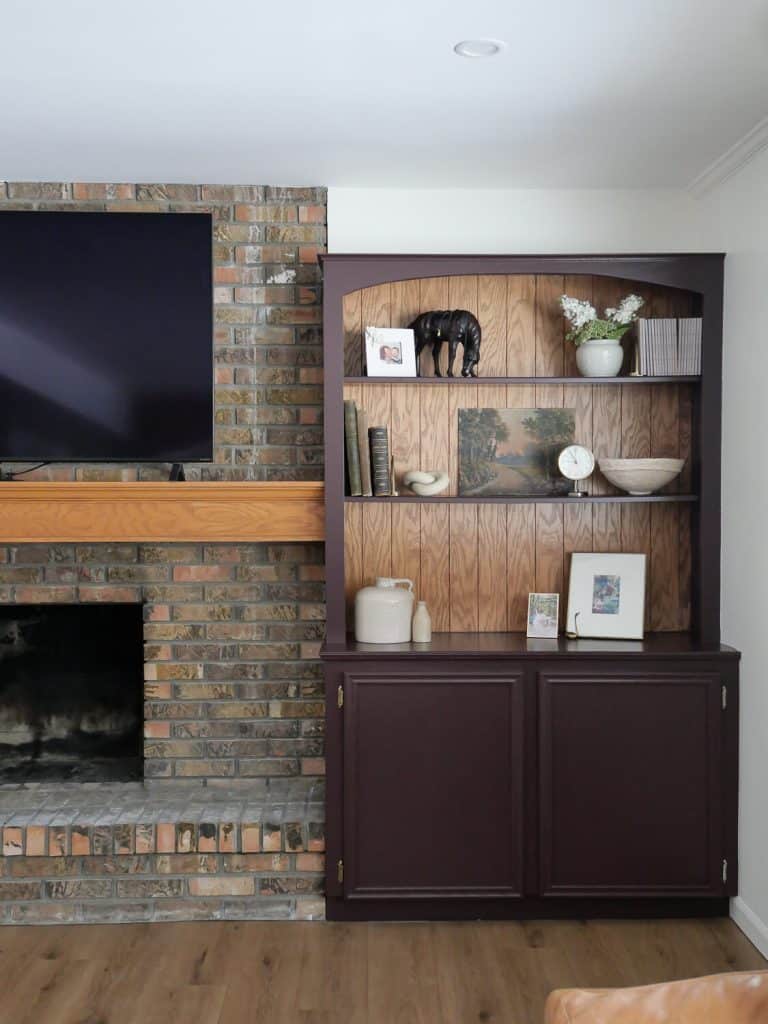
320, 253, 738, 921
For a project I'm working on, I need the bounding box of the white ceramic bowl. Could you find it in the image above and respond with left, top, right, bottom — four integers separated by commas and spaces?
598, 458, 685, 496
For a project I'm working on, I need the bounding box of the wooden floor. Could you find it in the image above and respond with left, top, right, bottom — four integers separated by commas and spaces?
0, 917, 764, 1024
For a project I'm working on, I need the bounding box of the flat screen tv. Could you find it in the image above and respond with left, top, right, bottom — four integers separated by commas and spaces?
0, 211, 213, 463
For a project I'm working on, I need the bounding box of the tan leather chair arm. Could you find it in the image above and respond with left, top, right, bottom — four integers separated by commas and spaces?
544, 970, 768, 1023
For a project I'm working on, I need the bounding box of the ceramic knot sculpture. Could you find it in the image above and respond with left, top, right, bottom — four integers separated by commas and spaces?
402, 469, 449, 496
409, 309, 482, 377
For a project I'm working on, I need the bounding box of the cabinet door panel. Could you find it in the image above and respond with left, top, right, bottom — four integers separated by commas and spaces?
343, 672, 524, 899
538, 672, 723, 896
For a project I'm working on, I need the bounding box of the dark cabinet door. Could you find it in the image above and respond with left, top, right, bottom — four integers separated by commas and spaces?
538, 671, 724, 897
342, 671, 524, 900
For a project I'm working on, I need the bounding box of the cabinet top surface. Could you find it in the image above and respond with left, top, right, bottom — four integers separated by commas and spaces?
322, 632, 739, 661
320, 252, 726, 262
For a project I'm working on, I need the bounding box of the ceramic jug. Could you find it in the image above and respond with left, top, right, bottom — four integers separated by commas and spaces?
354, 577, 414, 643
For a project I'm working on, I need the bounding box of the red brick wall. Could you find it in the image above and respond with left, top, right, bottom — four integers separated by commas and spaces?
0, 183, 327, 923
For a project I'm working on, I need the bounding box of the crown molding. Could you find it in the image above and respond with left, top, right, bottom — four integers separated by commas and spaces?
688, 116, 768, 197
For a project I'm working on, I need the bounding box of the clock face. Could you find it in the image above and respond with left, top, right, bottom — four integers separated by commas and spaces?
558, 444, 596, 481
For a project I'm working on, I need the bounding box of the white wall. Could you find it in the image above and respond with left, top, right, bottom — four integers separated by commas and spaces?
328, 187, 713, 253
705, 147, 768, 958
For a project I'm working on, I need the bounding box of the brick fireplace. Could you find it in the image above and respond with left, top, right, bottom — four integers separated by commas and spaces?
0, 181, 327, 924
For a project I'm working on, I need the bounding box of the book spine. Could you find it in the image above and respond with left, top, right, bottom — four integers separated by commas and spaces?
638, 319, 647, 375
650, 319, 657, 376
344, 400, 362, 496
682, 318, 693, 375
667, 318, 678, 375
369, 427, 391, 496
356, 408, 373, 496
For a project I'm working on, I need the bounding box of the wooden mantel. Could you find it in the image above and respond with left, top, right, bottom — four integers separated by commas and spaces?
0, 482, 324, 543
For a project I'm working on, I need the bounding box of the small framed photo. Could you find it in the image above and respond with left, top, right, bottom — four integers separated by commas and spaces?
527, 592, 560, 639
566, 553, 646, 640
364, 327, 417, 377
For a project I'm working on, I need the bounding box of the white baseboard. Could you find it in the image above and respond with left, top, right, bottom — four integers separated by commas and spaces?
731, 897, 768, 959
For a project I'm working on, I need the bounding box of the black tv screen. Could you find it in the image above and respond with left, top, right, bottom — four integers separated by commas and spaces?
0, 211, 213, 462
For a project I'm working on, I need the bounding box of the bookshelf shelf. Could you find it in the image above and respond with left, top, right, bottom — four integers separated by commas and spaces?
344, 375, 701, 385
344, 494, 699, 505
322, 631, 737, 661
325, 255, 723, 648
321, 253, 733, 925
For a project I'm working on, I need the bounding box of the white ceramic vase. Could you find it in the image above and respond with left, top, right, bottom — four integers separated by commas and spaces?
575, 338, 623, 378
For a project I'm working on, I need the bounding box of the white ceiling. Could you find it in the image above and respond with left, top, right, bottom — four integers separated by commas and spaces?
2, 0, 767, 188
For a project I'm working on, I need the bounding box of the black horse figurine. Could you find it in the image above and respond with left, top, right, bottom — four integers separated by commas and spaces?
409, 310, 482, 377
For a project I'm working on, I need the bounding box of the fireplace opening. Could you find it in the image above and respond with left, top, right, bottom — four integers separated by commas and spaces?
0, 604, 143, 783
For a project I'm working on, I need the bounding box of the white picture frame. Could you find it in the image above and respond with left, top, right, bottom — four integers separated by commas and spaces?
566, 553, 646, 640
364, 327, 417, 377
527, 593, 559, 639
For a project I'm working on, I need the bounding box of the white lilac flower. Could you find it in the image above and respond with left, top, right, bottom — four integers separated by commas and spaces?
607, 293, 644, 325
562, 291, 643, 345
560, 295, 596, 329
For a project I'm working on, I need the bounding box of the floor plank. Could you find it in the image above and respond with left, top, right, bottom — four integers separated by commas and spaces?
0, 917, 762, 1024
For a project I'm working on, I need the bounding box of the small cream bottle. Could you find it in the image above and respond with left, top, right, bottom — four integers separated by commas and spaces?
412, 601, 432, 643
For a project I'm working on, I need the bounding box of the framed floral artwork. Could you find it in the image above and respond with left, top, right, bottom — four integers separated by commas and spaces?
527, 593, 559, 639
566, 553, 646, 640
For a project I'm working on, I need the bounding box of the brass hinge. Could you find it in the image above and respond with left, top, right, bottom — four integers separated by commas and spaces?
337, 859, 344, 884
337, 684, 344, 709
722, 684, 727, 710
722, 859, 728, 884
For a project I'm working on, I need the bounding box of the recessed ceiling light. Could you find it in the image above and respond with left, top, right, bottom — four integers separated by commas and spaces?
453, 39, 506, 58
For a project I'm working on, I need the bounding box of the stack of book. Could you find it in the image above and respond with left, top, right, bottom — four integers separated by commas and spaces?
636, 318, 702, 376
344, 399, 391, 496
678, 318, 703, 375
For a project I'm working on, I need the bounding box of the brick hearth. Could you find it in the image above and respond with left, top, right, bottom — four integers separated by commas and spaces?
0, 780, 324, 924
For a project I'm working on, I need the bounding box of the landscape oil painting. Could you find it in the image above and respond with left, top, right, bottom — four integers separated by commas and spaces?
458, 408, 575, 497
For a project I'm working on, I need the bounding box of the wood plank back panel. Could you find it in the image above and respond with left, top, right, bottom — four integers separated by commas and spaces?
361, 502, 392, 587
449, 503, 479, 631
343, 289, 363, 377
478, 275, 507, 376
563, 275, 593, 377
478, 503, 508, 631
448, 384, 477, 496
506, 275, 536, 376
535, 275, 565, 377
361, 283, 392, 335
344, 503, 364, 624
420, 503, 451, 631
420, 385, 451, 492
507, 504, 536, 632
391, 384, 420, 493
418, 277, 450, 376
342, 275, 696, 633
390, 279, 421, 329
391, 502, 422, 602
